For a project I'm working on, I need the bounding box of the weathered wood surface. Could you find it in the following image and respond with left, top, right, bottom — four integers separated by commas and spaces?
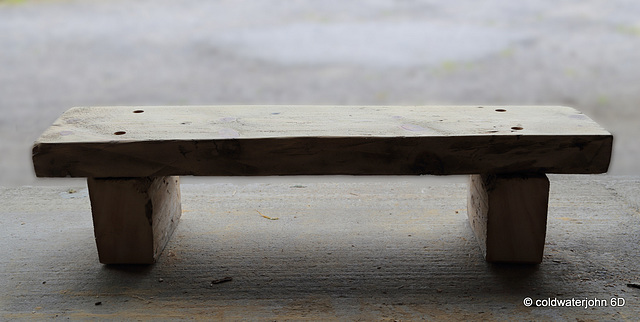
87, 176, 181, 264
33, 106, 612, 177
468, 174, 549, 263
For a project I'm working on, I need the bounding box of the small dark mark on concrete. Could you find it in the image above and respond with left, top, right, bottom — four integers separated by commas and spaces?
95, 302, 102, 306
211, 276, 233, 285
627, 283, 640, 289
158, 278, 164, 283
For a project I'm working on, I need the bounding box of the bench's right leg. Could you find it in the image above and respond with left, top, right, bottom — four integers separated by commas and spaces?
87, 176, 181, 264
467, 173, 549, 263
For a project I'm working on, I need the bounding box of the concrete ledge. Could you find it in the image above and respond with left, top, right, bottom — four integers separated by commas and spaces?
1, 175, 639, 319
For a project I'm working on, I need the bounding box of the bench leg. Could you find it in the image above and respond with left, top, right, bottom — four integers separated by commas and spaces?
87, 176, 181, 264
467, 173, 549, 263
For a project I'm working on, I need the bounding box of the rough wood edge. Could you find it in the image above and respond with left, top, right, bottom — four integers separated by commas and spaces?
32, 134, 612, 178
87, 176, 181, 264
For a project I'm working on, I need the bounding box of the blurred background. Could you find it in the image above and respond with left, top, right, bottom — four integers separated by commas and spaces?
1, 0, 638, 186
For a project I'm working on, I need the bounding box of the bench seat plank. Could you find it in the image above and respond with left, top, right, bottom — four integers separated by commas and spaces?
32, 105, 612, 177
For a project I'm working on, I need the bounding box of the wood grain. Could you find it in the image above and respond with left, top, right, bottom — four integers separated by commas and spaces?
33, 106, 613, 177
87, 176, 181, 264
468, 174, 549, 263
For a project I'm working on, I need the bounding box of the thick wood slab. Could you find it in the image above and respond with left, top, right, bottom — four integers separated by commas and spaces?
33, 106, 612, 177
468, 174, 549, 263
87, 176, 181, 264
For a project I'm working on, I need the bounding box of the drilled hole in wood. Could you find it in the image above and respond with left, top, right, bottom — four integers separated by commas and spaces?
114, 131, 126, 135
495, 109, 507, 112
133, 110, 144, 113
511, 126, 523, 130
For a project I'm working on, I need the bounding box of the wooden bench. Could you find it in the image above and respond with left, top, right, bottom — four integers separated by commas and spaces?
32, 105, 613, 264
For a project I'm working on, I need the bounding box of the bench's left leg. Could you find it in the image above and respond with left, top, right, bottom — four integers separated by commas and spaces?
468, 173, 549, 263
87, 176, 181, 264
